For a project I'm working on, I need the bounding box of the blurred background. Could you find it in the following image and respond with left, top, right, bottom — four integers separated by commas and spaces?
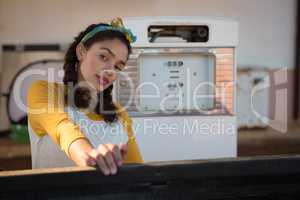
0, 0, 299, 170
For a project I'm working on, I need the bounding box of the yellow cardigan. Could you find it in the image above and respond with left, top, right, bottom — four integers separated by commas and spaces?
27, 80, 143, 164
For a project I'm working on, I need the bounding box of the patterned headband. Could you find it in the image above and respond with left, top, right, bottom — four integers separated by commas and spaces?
80, 17, 137, 44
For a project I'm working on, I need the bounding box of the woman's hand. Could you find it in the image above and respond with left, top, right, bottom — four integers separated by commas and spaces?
87, 143, 127, 175
69, 138, 127, 176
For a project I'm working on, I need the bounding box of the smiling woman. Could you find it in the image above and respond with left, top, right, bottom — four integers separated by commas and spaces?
27, 18, 143, 176
76, 39, 128, 93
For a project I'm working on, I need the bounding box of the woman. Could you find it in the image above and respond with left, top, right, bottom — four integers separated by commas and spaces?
27, 18, 143, 176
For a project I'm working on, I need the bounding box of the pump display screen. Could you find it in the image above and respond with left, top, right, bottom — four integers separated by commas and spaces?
115, 48, 235, 116
138, 53, 215, 112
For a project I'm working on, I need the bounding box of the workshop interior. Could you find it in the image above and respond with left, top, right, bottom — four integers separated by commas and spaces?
0, 0, 299, 199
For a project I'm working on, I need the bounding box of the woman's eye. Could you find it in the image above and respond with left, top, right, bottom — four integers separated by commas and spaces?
99, 54, 108, 61
115, 66, 123, 71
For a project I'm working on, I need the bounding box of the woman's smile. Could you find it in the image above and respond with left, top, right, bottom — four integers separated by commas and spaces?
95, 74, 109, 86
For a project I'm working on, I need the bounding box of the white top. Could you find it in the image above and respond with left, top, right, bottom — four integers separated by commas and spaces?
28, 106, 128, 169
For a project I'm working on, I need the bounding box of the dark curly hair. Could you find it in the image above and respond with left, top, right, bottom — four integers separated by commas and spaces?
63, 23, 132, 123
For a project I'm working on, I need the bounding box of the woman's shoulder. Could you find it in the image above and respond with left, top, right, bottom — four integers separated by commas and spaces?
27, 80, 66, 107
114, 103, 132, 124
28, 80, 65, 94
29, 80, 64, 88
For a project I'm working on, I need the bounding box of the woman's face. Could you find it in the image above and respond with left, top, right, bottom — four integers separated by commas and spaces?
77, 38, 128, 92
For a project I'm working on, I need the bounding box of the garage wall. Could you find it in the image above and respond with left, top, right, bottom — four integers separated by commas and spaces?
0, 0, 297, 70
0, 0, 297, 131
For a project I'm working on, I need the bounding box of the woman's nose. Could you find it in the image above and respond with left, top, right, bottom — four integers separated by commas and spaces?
105, 69, 115, 77
102, 63, 115, 75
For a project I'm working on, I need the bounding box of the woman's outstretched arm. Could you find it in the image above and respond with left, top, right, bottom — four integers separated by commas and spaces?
27, 80, 126, 175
